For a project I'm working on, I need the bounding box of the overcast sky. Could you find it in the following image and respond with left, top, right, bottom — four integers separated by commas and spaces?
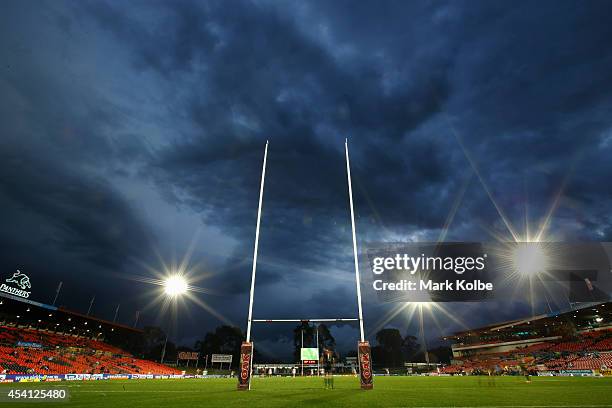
2, 0, 612, 357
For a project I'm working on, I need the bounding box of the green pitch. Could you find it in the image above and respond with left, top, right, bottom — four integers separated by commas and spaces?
2, 376, 612, 408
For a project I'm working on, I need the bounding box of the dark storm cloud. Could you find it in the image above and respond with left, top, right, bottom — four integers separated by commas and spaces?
0, 143, 156, 317
85, 0, 456, 236
0, 147, 150, 268
2, 0, 612, 354
0, 1, 158, 318
443, 0, 612, 242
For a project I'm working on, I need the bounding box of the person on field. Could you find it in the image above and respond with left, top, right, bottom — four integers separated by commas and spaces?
322, 349, 334, 389
519, 361, 531, 383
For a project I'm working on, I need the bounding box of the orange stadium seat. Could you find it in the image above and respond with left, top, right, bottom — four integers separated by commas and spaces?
0, 326, 182, 375
444, 328, 612, 373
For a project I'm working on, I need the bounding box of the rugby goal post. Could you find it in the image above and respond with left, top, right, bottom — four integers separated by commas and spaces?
237, 140, 372, 391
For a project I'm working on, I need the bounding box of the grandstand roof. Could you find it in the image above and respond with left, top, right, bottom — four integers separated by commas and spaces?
0, 291, 142, 338
446, 301, 612, 341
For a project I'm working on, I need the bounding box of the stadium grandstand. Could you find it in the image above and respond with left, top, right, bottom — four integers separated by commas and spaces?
439, 301, 612, 375
0, 292, 181, 378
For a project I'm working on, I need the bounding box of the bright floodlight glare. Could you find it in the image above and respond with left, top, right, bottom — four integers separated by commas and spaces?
409, 301, 432, 310
164, 275, 188, 297
512, 243, 548, 276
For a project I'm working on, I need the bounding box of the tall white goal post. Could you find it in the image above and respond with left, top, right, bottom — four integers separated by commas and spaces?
237, 140, 372, 391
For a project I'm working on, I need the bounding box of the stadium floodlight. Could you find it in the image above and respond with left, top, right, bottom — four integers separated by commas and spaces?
410, 302, 432, 310
159, 274, 187, 364
512, 243, 548, 276
163, 275, 188, 297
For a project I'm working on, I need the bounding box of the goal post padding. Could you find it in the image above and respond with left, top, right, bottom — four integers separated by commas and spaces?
237, 342, 253, 390
358, 341, 373, 390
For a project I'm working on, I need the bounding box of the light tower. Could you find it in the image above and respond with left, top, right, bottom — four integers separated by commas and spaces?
160, 274, 188, 363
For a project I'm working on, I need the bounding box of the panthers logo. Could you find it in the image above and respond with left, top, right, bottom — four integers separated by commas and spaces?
6, 270, 31, 290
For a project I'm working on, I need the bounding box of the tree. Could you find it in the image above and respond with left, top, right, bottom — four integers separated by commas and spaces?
292, 323, 336, 361
428, 346, 452, 364
293, 322, 314, 361
140, 326, 175, 362
316, 324, 336, 350
375, 328, 404, 367
195, 325, 244, 368
401, 334, 420, 362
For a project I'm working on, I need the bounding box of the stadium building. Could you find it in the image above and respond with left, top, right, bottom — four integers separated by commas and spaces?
441, 302, 612, 376
0, 291, 182, 380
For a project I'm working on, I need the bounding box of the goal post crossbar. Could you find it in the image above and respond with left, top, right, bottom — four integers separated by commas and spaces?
252, 318, 359, 323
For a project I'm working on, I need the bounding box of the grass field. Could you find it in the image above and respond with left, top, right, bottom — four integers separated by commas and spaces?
2, 376, 612, 408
